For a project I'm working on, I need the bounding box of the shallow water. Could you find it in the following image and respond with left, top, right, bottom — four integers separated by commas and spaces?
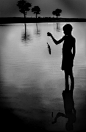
0, 23, 86, 131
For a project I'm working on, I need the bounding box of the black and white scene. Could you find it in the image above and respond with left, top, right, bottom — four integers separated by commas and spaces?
0, 0, 86, 131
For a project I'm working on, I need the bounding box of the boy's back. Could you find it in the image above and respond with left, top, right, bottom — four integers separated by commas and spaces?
62, 35, 75, 56
61, 35, 75, 70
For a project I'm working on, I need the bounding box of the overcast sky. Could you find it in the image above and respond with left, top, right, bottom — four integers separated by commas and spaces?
0, 0, 86, 17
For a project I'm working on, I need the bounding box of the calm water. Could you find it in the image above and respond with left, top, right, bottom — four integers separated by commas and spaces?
0, 23, 86, 131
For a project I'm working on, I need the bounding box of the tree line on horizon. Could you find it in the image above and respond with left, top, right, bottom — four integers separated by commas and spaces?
17, 0, 62, 41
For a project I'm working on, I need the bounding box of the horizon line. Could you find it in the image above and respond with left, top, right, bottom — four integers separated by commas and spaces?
0, 17, 86, 24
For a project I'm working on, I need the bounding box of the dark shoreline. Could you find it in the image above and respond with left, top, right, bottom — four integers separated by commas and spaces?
0, 17, 86, 24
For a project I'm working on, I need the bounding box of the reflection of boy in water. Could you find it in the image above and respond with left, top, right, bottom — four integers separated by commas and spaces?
52, 90, 76, 131
47, 24, 76, 91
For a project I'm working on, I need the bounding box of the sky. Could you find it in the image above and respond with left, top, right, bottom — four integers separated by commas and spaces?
0, 0, 86, 17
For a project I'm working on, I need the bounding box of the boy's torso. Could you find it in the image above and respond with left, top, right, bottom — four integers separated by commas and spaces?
62, 35, 75, 56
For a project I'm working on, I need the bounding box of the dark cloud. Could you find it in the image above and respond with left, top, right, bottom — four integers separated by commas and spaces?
0, 0, 34, 17
59, 0, 86, 17
0, 0, 86, 17
0, 0, 18, 17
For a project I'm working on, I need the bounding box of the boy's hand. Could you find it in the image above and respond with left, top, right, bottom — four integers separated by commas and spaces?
47, 32, 52, 36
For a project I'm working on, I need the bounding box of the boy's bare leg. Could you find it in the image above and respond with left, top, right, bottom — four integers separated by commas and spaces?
64, 71, 69, 91
70, 69, 74, 92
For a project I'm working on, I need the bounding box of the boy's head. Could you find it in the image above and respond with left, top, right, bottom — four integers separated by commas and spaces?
63, 24, 73, 35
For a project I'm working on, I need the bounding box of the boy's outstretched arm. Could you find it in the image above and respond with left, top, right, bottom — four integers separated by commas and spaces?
47, 32, 64, 45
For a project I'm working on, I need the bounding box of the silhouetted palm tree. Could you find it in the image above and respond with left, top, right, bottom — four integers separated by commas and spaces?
31, 6, 41, 35
52, 9, 62, 31
17, 0, 31, 41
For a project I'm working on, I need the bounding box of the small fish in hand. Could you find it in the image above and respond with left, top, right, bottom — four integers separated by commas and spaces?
47, 42, 51, 55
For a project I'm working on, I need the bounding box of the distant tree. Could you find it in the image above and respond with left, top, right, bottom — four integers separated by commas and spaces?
31, 6, 41, 18
31, 6, 41, 35
52, 9, 62, 31
52, 9, 62, 17
17, 0, 31, 41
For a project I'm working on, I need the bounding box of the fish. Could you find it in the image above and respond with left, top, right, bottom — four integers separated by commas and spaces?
47, 42, 51, 55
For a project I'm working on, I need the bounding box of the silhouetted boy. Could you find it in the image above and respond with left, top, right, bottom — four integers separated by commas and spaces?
47, 24, 76, 91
